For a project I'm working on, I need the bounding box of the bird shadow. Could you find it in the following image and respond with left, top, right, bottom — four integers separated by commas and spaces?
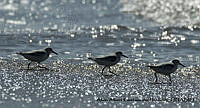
18, 66, 54, 72
148, 82, 172, 85
102, 74, 115, 79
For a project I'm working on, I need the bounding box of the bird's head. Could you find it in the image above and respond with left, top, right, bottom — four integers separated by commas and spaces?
45, 48, 58, 55
115, 51, 128, 58
172, 59, 185, 67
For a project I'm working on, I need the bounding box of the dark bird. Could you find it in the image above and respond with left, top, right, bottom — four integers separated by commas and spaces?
16, 47, 58, 69
88, 51, 128, 75
147, 59, 185, 83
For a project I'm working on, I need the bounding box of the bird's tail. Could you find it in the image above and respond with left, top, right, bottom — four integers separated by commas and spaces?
16, 52, 22, 55
88, 57, 95, 61
146, 65, 157, 70
146, 65, 155, 67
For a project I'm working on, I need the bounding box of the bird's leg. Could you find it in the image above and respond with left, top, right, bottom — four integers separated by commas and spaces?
154, 73, 158, 83
108, 67, 118, 76
27, 62, 32, 69
102, 66, 107, 75
37, 62, 49, 70
168, 75, 172, 84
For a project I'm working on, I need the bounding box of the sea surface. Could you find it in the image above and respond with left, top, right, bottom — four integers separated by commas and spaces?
0, 0, 200, 108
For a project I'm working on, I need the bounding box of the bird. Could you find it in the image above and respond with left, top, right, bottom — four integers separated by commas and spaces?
147, 59, 185, 83
88, 51, 128, 75
16, 47, 58, 69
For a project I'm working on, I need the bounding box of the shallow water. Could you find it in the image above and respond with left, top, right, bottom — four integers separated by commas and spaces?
0, 0, 200, 108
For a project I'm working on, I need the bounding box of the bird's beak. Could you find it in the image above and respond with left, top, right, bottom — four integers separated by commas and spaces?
179, 63, 186, 67
52, 50, 58, 55
122, 54, 128, 58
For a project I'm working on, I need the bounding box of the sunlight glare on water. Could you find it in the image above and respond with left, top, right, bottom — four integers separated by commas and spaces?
0, 0, 199, 108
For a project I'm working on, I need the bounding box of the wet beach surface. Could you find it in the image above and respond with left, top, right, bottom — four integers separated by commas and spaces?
0, 0, 200, 108
0, 58, 199, 108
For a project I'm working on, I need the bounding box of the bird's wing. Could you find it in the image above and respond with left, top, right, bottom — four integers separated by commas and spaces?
22, 50, 46, 57
159, 64, 175, 69
148, 62, 174, 71
95, 56, 117, 62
